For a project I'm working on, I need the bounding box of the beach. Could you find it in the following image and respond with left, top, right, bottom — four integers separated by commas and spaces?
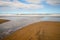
0, 16, 60, 40
3, 21, 60, 40
0, 19, 10, 24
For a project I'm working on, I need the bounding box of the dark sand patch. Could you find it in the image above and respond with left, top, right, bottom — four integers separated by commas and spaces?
3, 21, 60, 40
0, 19, 10, 24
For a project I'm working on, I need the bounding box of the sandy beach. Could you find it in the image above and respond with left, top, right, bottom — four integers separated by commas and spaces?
0, 19, 10, 24
3, 21, 60, 40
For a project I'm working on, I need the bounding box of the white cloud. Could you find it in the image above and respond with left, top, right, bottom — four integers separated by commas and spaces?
26, 0, 42, 4
0, 0, 11, 2
46, 0, 60, 5
0, 0, 43, 10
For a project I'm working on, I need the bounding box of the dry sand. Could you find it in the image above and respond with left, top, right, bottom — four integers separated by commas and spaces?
3, 21, 60, 40
0, 19, 10, 24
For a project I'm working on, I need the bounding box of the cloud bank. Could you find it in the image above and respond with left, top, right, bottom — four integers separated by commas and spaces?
46, 0, 60, 5
0, 0, 60, 10
0, 0, 43, 10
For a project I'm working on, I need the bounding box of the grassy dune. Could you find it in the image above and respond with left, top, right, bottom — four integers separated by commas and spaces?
0, 19, 10, 24
3, 21, 60, 40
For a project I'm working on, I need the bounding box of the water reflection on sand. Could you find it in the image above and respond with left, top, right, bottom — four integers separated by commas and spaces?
0, 16, 60, 39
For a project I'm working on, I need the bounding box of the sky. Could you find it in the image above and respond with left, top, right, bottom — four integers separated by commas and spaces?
0, 0, 60, 14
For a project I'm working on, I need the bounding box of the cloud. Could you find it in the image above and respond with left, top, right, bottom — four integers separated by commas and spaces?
0, 0, 43, 10
46, 0, 60, 5
26, 0, 42, 4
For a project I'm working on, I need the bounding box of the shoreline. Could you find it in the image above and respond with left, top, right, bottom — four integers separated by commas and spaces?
3, 21, 60, 40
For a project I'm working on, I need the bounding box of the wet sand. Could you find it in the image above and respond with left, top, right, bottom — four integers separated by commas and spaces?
0, 19, 10, 24
3, 21, 60, 40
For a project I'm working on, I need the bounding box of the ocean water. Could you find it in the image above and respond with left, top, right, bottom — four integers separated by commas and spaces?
0, 16, 60, 39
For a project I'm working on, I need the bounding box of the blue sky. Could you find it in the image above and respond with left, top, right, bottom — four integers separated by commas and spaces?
0, 0, 60, 14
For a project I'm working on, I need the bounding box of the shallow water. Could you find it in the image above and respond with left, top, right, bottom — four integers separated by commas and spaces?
0, 16, 60, 39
